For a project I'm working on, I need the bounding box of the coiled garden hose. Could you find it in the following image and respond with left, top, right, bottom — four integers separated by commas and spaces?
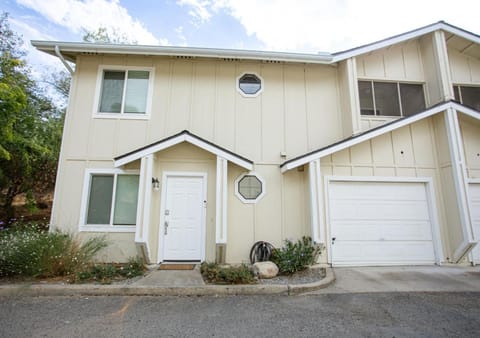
249, 241, 275, 264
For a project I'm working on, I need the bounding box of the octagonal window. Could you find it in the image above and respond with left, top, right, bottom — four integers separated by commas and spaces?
235, 173, 265, 203
238, 73, 262, 96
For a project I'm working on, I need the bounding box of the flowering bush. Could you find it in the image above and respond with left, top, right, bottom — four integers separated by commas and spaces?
271, 236, 322, 275
0, 224, 108, 278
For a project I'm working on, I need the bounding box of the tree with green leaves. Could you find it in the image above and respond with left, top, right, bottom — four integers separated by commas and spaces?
0, 13, 62, 224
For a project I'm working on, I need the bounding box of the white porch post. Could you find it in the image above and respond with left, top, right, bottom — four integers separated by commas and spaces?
308, 159, 325, 244
216, 156, 228, 244
445, 108, 476, 262
134, 154, 153, 263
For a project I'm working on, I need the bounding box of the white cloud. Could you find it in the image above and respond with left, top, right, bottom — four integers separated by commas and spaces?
16, 0, 167, 45
177, 0, 214, 25
179, 0, 480, 52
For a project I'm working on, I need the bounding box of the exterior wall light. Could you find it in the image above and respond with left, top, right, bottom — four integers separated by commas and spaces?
152, 177, 160, 191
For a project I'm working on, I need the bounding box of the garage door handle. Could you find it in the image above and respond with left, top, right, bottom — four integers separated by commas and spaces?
164, 221, 169, 235
331, 237, 336, 245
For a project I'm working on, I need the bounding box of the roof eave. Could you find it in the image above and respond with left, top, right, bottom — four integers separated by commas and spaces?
31, 40, 333, 64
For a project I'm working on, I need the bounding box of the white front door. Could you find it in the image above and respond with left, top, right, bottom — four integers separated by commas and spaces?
469, 183, 480, 263
160, 174, 206, 262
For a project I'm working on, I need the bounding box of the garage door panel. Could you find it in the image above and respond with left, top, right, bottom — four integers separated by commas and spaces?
329, 181, 427, 201
334, 241, 435, 265
332, 221, 433, 241
329, 180, 436, 266
331, 201, 429, 221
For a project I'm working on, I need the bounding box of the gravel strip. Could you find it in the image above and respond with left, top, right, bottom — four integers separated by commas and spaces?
259, 267, 326, 285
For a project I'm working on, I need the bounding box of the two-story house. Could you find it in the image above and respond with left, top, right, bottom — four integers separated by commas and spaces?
32, 21, 480, 267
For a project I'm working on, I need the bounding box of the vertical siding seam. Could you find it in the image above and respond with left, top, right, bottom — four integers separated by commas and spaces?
369, 139, 376, 176
260, 65, 264, 162
213, 62, 218, 143
282, 64, 287, 155
409, 125, 418, 177
188, 62, 195, 132
165, 61, 174, 136
390, 132, 397, 176
401, 46, 407, 79
304, 66, 311, 151
234, 63, 238, 153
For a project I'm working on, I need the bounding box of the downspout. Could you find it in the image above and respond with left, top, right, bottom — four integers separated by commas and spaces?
54, 45, 74, 75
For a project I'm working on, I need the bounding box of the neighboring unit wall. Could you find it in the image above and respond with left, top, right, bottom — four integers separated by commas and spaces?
319, 118, 457, 261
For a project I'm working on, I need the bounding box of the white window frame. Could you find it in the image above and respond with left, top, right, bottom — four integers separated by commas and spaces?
236, 72, 264, 97
358, 80, 426, 117
92, 65, 155, 120
234, 172, 266, 204
79, 168, 140, 232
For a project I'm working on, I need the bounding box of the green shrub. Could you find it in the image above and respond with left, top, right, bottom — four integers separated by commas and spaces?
201, 262, 256, 284
271, 236, 321, 275
117, 256, 145, 278
0, 224, 108, 278
76, 257, 145, 284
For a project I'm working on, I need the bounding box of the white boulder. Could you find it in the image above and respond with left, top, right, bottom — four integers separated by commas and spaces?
252, 261, 279, 279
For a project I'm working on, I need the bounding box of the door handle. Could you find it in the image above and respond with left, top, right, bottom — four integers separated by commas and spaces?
331, 237, 336, 245
164, 221, 169, 235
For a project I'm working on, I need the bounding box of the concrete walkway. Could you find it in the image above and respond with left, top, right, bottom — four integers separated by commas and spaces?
2, 265, 480, 297
133, 266, 205, 287
308, 265, 480, 294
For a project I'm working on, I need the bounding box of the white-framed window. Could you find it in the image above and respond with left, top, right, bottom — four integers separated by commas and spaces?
93, 65, 154, 119
453, 85, 480, 111
358, 80, 426, 117
79, 169, 140, 232
237, 73, 263, 97
234, 172, 265, 203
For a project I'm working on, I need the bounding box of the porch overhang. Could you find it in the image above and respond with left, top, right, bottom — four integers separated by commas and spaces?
280, 101, 480, 173
114, 130, 253, 170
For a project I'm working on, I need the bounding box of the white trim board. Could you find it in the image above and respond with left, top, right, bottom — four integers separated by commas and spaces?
114, 130, 253, 170
332, 21, 480, 62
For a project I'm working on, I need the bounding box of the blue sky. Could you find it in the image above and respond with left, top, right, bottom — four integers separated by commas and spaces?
2, 0, 480, 73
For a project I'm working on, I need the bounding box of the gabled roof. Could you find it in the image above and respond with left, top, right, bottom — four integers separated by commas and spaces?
114, 130, 253, 170
332, 21, 480, 62
32, 21, 479, 66
280, 101, 480, 173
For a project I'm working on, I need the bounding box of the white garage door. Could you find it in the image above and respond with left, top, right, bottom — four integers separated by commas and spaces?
328, 180, 436, 266
470, 183, 480, 263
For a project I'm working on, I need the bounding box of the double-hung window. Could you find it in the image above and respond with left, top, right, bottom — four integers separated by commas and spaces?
95, 66, 154, 118
359, 80, 426, 117
81, 170, 140, 231
453, 85, 480, 111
